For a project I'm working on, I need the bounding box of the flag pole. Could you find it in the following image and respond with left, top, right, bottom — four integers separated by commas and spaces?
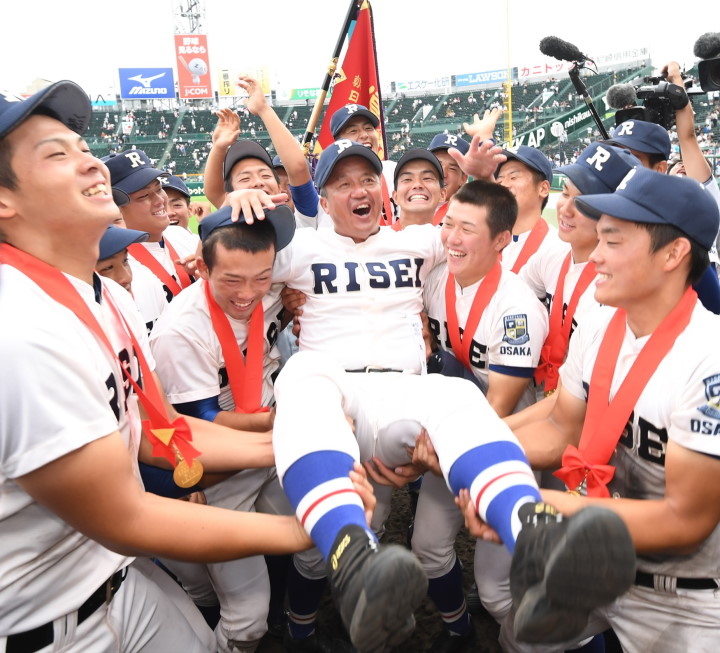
301, 0, 361, 155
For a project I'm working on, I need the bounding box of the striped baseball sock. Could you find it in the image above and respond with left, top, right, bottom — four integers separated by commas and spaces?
281, 450, 376, 561
286, 563, 327, 639
427, 558, 471, 636
447, 440, 540, 553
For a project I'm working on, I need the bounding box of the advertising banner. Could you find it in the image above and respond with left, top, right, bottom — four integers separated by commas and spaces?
119, 68, 174, 99
175, 34, 212, 99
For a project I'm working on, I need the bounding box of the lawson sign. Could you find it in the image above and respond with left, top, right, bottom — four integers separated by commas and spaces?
455, 69, 514, 87
119, 68, 175, 99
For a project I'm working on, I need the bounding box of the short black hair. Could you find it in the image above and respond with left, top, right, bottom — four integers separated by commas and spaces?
202, 220, 277, 271
450, 180, 518, 238
641, 222, 709, 285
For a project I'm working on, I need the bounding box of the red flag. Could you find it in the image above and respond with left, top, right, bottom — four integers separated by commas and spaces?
317, 1, 386, 159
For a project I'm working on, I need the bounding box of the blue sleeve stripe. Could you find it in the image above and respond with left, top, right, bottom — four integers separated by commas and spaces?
174, 396, 222, 422
488, 364, 536, 379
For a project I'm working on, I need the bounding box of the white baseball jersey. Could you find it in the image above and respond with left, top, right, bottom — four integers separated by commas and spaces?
164, 224, 200, 256
424, 263, 549, 411
272, 223, 445, 373
501, 221, 569, 272
150, 279, 284, 409
128, 232, 195, 331
560, 301, 720, 578
0, 268, 151, 634
520, 247, 600, 336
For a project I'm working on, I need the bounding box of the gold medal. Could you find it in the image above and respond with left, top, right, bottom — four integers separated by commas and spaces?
171, 442, 204, 488
173, 458, 204, 488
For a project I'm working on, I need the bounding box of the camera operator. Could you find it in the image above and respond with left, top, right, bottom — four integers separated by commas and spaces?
607, 63, 720, 314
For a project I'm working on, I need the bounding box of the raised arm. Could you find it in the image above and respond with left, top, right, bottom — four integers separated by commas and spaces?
203, 108, 241, 208
239, 75, 312, 187
663, 61, 712, 183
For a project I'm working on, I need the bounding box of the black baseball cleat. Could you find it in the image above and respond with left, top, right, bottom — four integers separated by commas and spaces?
510, 502, 636, 644
327, 524, 428, 653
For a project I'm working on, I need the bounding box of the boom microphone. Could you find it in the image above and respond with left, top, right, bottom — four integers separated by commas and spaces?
693, 32, 720, 59
606, 84, 638, 109
539, 36, 589, 63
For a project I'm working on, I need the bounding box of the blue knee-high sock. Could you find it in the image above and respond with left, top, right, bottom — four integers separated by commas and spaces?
286, 562, 328, 639
282, 450, 376, 560
448, 441, 541, 553
427, 558, 471, 636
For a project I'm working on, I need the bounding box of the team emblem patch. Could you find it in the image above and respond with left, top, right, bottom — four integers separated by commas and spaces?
698, 374, 720, 419
502, 314, 529, 346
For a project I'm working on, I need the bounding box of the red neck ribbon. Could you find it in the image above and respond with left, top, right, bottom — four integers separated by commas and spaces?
203, 281, 269, 414
433, 202, 449, 226
554, 286, 697, 496
0, 243, 199, 467
128, 239, 191, 298
535, 254, 596, 393
444, 260, 502, 370
505, 218, 549, 274
379, 175, 394, 227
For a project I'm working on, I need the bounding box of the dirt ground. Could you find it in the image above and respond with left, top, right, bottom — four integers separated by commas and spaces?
257, 485, 502, 653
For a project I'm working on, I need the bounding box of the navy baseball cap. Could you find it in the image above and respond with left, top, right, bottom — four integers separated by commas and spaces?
497, 145, 553, 183
162, 174, 191, 199
271, 154, 284, 169
329, 104, 379, 139
0, 81, 91, 140
98, 225, 149, 260
104, 149, 169, 206
314, 139, 383, 190
428, 133, 470, 156
394, 148, 445, 189
556, 143, 642, 195
223, 140, 274, 192
575, 167, 720, 251
198, 203, 296, 252
605, 120, 671, 159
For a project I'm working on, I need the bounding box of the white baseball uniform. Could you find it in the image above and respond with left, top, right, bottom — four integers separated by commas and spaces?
501, 221, 569, 273
0, 267, 212, 651
149, 278, 324, 651
558, 300, 720, 652
413, 263, 548, 581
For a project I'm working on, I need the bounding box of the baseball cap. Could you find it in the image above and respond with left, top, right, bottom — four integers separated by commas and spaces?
556, 143, 642, 195
329, 104, 379, 139
271, 154, 284, 169
98, 225, 149, 260
574, 167, 720, 251
393, 148, 445, 189
497, 145, 553, 183
104, 149, 169, 206
605, 120, 671, 159
0, 81, 91, 140
223, 140, 274, 192
198, 204, 296, 252
314, 139, 383, 190
162, 174, 191, 199
428, 133, 470, 156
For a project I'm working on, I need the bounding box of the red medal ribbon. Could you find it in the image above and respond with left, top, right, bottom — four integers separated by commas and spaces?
379, 175, 394, 227
444, 260, 502, 370
433, 202, 449, 226
503, 219, 549, 274
204, 280, 269, 414
390, 220, 403, 232
534, 254, 596, 392
554, 286, 697, 496
128, 242, 182, 297
163, 238, 193, 290
0, 243, 200, 467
